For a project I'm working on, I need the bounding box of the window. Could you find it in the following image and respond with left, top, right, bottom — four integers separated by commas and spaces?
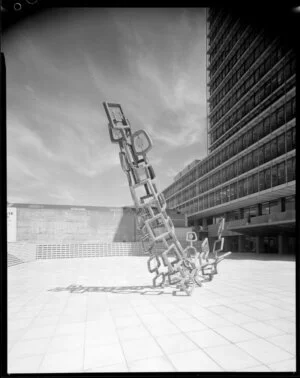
259, 171, 265, 191
204, 195, 208, 209
249, 205, 258, 218
215, 190, 221, 205
262, 202, 270, 215
285, 195, 295, 211
242, 133, 248, 149
243, 178, 248, 196
220, 188, 225, 203
284, 61, 292, 80
272, 165, 278, 186
231, 182, 237, 200
286, 129, 293, 151
263, 117, 270, 136
265, 168, 271, 189
270, 112, 277, 132
243, 156, 248, 172
247, 153, 253, 170
287, 157, 295, 182
277, 134, 285, 155
278, 162, 286, 185
248, 175, 253, 194
253, 125, 260, 142
253, 173, 259, 193
270, 138, 277, 159
244, 207, 250, 219
277, 67, 284, 86
264, 143, 271, 162
209, 193, 214, 208
238, 159, 243, 175
199, 197, 203, 210
238, 180, 244, 198
270, 200, 281, 213
253, 149, 259, 167
236, 137, 242, 153
292, 96, 296, 117
228, 143, 233, 159
258, 146, 265, 164
286, 100, 293, 121
257, 122, 264, 139
292, 128, 296, 149
277, 106, 285, 127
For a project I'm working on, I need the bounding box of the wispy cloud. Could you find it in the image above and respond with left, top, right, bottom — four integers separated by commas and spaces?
4, 7, 207, 206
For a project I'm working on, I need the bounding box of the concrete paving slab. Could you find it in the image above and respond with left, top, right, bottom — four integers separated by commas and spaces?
7, 254, 295, 373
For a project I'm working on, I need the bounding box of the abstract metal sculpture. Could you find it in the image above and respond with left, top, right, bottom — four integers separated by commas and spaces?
103, 102, 231, 295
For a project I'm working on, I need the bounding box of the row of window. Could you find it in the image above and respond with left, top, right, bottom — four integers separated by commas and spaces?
210, 53, 295, 128
210, 72, 295, 152
207, 8, 220, 22
212, 95, 295, 152
210, 40, 288, 113
168, 157, 295, 215
166, 128, 295, 206
209, 19, 247, 74
220, 195, 295, 222
208, 12, 235, 53
164, 98, 295, 200
209, 27, 261, 92
207, 8, 224, 33
210, 75, 296, 151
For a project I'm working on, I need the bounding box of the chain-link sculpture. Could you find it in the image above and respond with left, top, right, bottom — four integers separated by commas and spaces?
103, 102, 231, 295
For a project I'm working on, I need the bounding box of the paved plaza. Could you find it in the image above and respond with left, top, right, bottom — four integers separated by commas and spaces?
8, 254, 296, 373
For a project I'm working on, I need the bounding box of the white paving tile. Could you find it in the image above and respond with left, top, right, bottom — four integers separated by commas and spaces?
156, 333, 198, 354
128, 356, 175, 372
85, 362, 129, 372
121, 336, 164, 362
214, 325, 258, 343
84, 342, 125, 370
168, 349, 223, 371
267, 334, 296, 355
204, 343, 261, 371
268, 358, 296, 372
241, 321, 286, 338
39, 348, 84, 373
237, 338, 293, 365
8, 354, 44, 373
117, 324, 151, 341
186, 329, 230, 348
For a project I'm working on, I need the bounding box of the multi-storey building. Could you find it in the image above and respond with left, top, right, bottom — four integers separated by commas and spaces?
163, 8, 296, 254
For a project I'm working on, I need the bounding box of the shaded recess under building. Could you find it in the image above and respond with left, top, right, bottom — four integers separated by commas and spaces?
163, 7, 296, 255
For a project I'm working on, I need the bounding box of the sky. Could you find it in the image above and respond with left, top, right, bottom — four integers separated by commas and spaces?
3, 7, 207, 207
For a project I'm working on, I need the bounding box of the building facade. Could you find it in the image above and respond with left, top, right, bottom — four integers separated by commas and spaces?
163, 8, 296, 254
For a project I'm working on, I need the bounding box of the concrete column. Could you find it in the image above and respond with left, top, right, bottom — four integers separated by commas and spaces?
278, 234, 289, 254
238, 235, 245, 252
255, 236, 262, 254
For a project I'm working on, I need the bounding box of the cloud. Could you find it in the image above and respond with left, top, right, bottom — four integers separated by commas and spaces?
4, 7, 207, 206
49, 189, 75, 204
166, 168, 178, 178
